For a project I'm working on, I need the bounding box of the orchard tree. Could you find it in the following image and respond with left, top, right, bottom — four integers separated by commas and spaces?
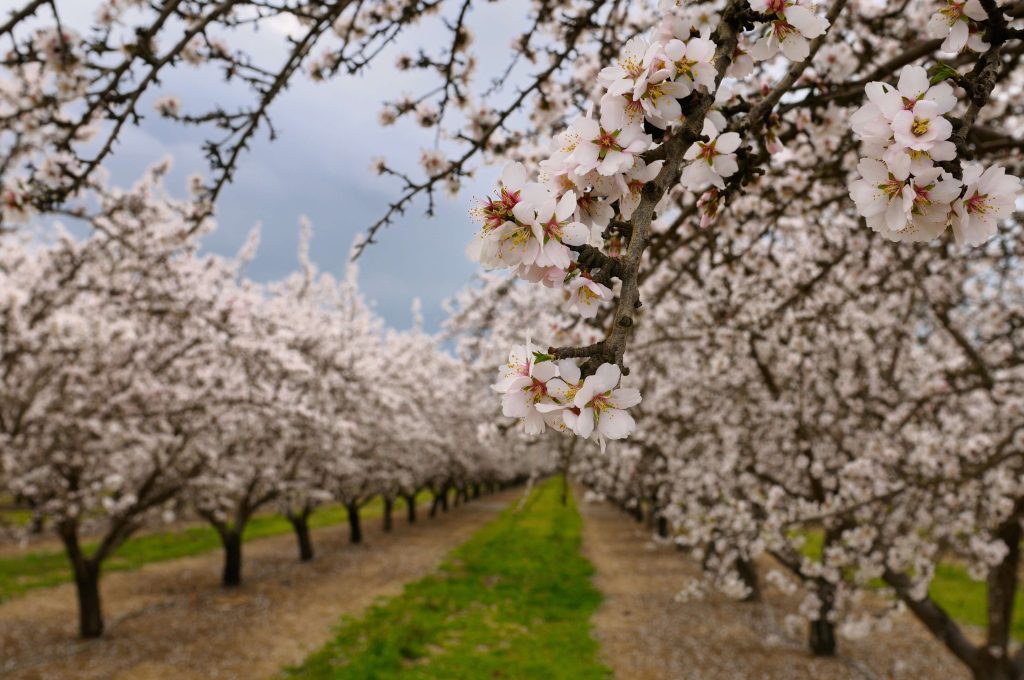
0, 167, 239, 637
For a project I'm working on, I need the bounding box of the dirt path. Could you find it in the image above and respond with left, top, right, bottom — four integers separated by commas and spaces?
0, 490, 520, 680
578, 495, 969, 680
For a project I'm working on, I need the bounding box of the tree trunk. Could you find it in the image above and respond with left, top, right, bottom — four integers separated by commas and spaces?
404, 493, 417, 524
971, 656, 1018, 680
221, 530, 243, 587
974, 508, 1024, 680
808, 582, 836, 656
657, 515, 669, 538
346, 502, 362, 544
288, 513, 314, 561
74, 559, 103, 638
383, 497, 393, 532
59, 525, 105, 638
429, 491, 440, 518
736, 557, 761, 603
440, 487, 450, 513
472, 484, 481, 499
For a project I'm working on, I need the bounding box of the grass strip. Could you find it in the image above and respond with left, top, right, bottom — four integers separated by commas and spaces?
283, 477, 610, 680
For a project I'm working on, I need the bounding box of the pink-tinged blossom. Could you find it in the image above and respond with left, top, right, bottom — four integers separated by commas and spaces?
681, 119, 742, 191
491, 338, 560, 435
1, 181, 34, 224
565, 274, 613, 319
661, 36, 717, 96
512, 189, 590, 270
951, 164, 1021, 246
891, 100, 953, 153
467, 162, 530, 269
616, 159, 664, 220
598, 37, 661, 93
928, 0, 987, 53
850, 158, 913, 234
570, 363, 642, 452
569, 112, 652, 177
748, 0, 829, 63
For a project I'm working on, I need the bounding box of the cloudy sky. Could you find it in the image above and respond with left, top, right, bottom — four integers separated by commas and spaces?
59, 2, 529, 330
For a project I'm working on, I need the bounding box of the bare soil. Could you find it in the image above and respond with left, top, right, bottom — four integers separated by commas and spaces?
0, 491, 519, 680
579, 496, 969, 680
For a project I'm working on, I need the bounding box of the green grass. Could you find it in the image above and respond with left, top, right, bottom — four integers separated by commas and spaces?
796, 528, 1024, 639
0, 494, 426, 601
283, 478, 611, 680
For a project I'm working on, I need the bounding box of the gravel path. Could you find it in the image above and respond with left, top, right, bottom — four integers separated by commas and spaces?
0, 491, 520, 680
579, 496, 969, 680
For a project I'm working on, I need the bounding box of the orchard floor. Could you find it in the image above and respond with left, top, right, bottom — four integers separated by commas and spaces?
579, 495, 968, 680
0, 483, 974, 680
0, 489, 521, 680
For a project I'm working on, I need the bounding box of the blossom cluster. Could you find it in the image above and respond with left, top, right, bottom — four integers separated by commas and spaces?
747, 0, 830, 63
491, 339, 641, 452
928, 0, 989, 53
849, 65, 1020, 246
465, 9, 754, 443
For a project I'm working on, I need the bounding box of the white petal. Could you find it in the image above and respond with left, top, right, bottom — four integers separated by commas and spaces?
715, 132, 741, 154
609, 387, 642, 410
598, 409, 635, 440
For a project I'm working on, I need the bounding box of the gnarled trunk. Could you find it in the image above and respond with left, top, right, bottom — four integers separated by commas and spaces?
404, 493, 417, 524
346, 502, 362, 544
60, 527, 104, 638
737, 557, 761, 603
288, 512, 314, 561
657, 515, 669, 538
383, 497, 394, 532
808, 581, 836, 656
220, 529, 243, 587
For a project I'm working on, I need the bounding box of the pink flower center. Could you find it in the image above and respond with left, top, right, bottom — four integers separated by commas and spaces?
772, 20, 796, 42
877, 175, 905, 203
542, 216, 566, 241
697, 140, 718, 164
592, 128, 623, 159
965, 191, 990, 215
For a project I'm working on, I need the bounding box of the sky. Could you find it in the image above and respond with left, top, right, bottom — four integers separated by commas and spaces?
53, 1, 531, 331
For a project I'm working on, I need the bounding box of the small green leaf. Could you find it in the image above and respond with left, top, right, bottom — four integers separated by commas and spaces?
532, 351, 554, 364
929, 62, 960, 85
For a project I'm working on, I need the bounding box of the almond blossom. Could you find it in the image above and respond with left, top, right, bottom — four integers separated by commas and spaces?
891, 100, 953, 153
951, 163, 1021, 246
565, 274, 613, 319
491, 337, 560, 435
850, 157, 913, 235
681, 119, 742, 190
513, 188, 590, 270
616, 159, 665, 220
928, 0, 988, 53
569, 112, 652, 177
748, 0, 829, 62
661, 36, 717, 96
570, 363, 642, 453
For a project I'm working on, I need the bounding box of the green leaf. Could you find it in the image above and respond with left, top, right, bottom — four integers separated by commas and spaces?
532, 351, 554, 364
929, 62, 960, 85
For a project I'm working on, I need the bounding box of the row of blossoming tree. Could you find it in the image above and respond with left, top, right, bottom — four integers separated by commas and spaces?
450, 2, 1024, 680
2, 0, 1024, 678
0, 166, 544, 639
